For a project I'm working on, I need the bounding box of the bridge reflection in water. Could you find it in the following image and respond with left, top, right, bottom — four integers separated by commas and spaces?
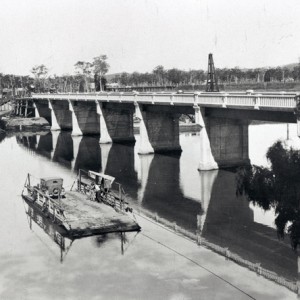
15, 118, 300, 294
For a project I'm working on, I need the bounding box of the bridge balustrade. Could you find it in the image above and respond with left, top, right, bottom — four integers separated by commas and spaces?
259, 96, 295, 108
197, 95, 223, 106
172, 94, 195, 104
226, 95, 255, 106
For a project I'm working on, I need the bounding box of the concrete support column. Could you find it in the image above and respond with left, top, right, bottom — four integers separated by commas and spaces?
135, 102, 154, 154
33, 102, 40, 118
68, 100, 83, 136
96, 100, 112, 143
15, 101, 19, 116
24, 100, 28, 117
18, 100, 22, 116
195, 106, 218, 171
48, 100, 60, 131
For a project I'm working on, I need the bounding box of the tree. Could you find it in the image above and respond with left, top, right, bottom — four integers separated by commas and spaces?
153, 65, 165, 86
93, 55, 110, 91
119, 72, 129, 86
74, 61, 93, 92
30, 64, 48, 92
166, 68, 184, 86
236, 141, 300, 250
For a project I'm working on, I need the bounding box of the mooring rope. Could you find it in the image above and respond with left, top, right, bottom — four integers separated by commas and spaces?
133, 212, 256, 300
141, 232, 256, 300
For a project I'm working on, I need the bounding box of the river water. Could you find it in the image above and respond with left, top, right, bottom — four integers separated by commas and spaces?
0, 121, 298, 299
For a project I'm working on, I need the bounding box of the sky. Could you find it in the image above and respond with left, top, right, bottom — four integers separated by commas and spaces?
0, 0, 300, 76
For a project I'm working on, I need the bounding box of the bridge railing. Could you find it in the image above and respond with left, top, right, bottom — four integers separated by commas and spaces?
31, 92, 298, 110
259, 95, 295, 108
226, 95, 255, 106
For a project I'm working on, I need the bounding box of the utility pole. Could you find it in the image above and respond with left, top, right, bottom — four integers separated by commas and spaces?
206, 53, 219, 92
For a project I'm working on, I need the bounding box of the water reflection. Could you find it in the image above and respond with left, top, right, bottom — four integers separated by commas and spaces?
142, 153, 203, 231
35, 132, 53, 159
24, 198, 132, 262
52, 132, 73, 168
237, 140, 300, 251
14, 127, 300, 287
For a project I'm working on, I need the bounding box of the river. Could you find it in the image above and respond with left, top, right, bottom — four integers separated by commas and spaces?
0, 120, 298, 299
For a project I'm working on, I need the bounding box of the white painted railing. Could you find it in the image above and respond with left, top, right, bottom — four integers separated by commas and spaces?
259, 96, 295, 108
31, 92, 298, 111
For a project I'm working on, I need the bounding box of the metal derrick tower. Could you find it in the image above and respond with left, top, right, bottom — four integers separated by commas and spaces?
206, 53, 219, 92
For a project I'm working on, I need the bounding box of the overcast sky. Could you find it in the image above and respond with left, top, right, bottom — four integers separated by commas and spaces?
0, 0, 300, 76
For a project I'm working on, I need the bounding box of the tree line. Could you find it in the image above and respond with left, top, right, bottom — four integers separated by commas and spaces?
113, 64, 300, 87
1, 56, 300, 94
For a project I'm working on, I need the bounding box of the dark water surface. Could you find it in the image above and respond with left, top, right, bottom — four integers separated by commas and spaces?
0, 121, 298, 299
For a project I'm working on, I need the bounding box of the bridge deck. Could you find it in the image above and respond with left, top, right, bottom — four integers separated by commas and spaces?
31, 91, 298, 111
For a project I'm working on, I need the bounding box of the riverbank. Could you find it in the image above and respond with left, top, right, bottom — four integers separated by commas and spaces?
0, 117, 50, 131
132, 214, 295, 299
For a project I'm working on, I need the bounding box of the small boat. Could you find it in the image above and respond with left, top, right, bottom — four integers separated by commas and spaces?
21, 170, 140, 237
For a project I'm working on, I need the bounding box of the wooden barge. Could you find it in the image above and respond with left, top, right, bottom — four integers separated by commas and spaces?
21, 170, 140, 237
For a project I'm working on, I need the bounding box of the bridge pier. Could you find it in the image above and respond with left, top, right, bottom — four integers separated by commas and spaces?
137, 104, 183, 154
48, 100, 61, 131
100, 102, 135, 143
96, 101, 112, 143
195, 106, 218, 171
33, 100, 51, 124
68, 100, 100, 136
15, 101, 20, 116
68, 100, 83, 136
206, 117, 250, 168
33, 102, 40, 118
135, 103, 154, 154
47, 100, 71, 131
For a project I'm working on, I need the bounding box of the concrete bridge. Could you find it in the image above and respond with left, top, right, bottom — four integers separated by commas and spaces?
14, 91, 299, 170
